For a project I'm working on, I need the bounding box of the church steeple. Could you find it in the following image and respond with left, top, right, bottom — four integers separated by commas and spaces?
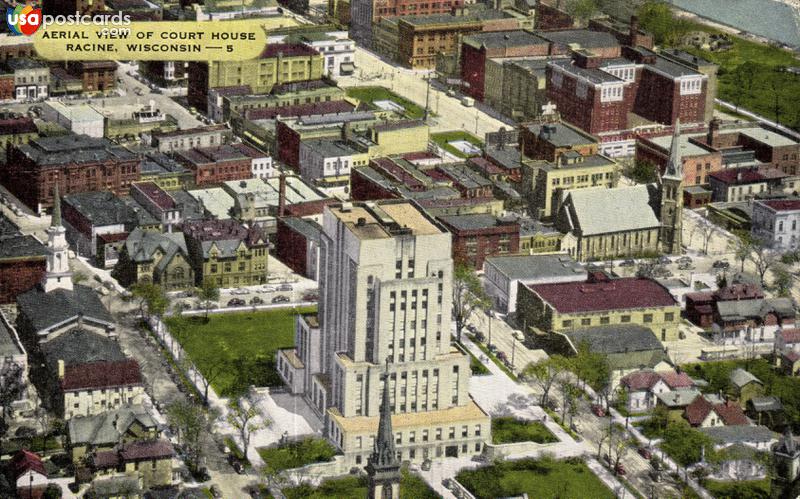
663, 118, 683, 182
42, 183, 73, 293
366, 357, 401, 499
657, 120, 684, 255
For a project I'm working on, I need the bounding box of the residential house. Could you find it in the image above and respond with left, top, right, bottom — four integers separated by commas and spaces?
87, 439, 174, 490
656, 388, 703, 423
729, 368, 765, 409
11, 450, 47, 499
713, 297, 795, 344
482, 253, 586, 314
747, 396, 784, 427
68, 404, 158, 464
685, 283, 764, 329
752, 199, 800, 250
701, 425, 777, 481
517, 272, 681, 341
685, 396, 749, 428
182, 219, 269, 287
114, 229, 194, 291
557, 324, 672, 389
619, 369, 694, 414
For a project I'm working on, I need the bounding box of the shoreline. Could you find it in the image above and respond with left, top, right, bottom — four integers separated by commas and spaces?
671, 3, 799, 49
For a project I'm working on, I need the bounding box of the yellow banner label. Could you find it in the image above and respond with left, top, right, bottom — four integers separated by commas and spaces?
33, 20, 270, 61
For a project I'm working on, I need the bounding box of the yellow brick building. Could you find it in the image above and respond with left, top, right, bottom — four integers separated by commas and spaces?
517, 273, 681, 342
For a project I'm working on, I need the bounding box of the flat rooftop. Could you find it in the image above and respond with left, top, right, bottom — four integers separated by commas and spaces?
526, 122, 597, 147
486, 253, 585, 280
464, 30, 548, 49
331, 200, 443, 240
648, 134, 712, 158
738, 127, 799, 148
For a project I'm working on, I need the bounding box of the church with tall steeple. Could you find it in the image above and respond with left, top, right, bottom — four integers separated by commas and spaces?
41, 184, 73, 293
366, 358, 401, 499
555, 122, 684, 261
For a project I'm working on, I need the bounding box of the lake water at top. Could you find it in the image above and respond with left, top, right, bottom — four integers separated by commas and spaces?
670, 0, 800, 46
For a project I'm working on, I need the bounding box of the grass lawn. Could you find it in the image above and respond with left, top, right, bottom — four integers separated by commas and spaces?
702, 478, 770, 499
164, 307, 316, 396
467, 348, 490, 375
491, 417, 557, 445
431, 131, 484, 158
457, 457, 614, 499
257, 437, 337, 472
680, 32, 800, 128
345, 86, 427, 119
283, 469, 437, 499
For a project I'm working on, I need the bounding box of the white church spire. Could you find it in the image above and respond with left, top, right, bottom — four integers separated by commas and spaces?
42, 183, 73, 293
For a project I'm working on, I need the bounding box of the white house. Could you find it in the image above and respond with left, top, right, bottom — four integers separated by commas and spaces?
298, 138, 367, 188
619, 369, 695, 413
42, 101, 105, 138
12, 450, 48, 497
700, 425, 778, 481
752, 198, 800, 250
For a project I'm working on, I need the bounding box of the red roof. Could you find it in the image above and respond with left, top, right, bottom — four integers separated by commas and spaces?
659, 371, 694, 389
761, 199, 800, 212
716, 283, 763, 301
119, 439, 174, 461
468, 157, 504, 175
97, 232, 129, 243
781, 329, 800, 344
11, 450, 45, 479
715, 401, 749, 426
528, 275, 676, 314
133, 181, 176, 210
784, 351, 800, 362
685, 395, 714, 426
621, 371, 662, 391
402, 151, 439, 161
708, 167, 786, 185
61, 359, 142, 391
92, 449, 119, 468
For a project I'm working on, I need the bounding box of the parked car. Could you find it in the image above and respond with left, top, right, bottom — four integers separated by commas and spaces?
677, 256, 692, 264
619, 259, 636, 267
591, 404, 606, 417
250, 296, 264, 305
272, 295, 290, 303
277, 283, 293, 292
227, 298, 245, 307
261, 285, 276, 293
302, 292, 319, 302
657, 256, 672, 265
473, 331, 485, 343
614, 463, 627, 476
713, 260, 730, 269
678, 262, 694, 270
496, 351, 508, 363
638, 447, 652, 460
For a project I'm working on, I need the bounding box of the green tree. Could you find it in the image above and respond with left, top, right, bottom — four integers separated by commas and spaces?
196, 278, 220, 322
452, 263, 490, 344
131, 282, 161, 320
167, 400, 216, 474
729, 230, 755, 273
572, 341, 610, 393
625, 159, 659, 184
522, 356, 569, 407
0, 362, 25, 453
772, 263, 793, 297
564, 0, 597, 24
227, 396, 269, 456
661, 421, 715, 473
636, 1, 692, 46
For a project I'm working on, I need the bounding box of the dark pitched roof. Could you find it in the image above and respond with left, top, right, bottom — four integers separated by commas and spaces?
701, 425, 776, 446
68, 404, 156, 446
685, 395, 715, 426
119, 439, 173, 461
41, 329, 125, 370
0, 233, 47, 260
759, 199, 800, 211
438, 213, 508, 231
17, 285, 114, 334
61, 359, 142, 392
528, 275, 676, 313
715, 401, 750, 426
621, 370, 662, 391
11, 450, 45, 479
562, 324, 663, 355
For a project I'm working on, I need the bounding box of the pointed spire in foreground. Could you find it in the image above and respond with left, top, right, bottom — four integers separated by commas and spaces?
51, 182, 62, 228
664, 118, 683, 181
370, 356, 398, 468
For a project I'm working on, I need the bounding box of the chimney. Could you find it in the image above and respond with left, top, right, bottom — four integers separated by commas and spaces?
58, 359, 65, 379
278, 171, 287, 218
707, 117, 721, 146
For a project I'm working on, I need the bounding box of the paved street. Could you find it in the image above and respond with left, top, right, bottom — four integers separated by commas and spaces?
336, 47, 512, 137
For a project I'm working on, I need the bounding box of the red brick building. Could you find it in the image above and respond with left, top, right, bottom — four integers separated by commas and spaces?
460, 30, 549, 101
685, 283, 764, 328
700, 119, 800, 176
588, 16, 654, 50
547, 46, 707, 135
0, 73, 14, 100
275, 216, 322, 280
636, 129, 722, 187
437, 213, 519, 269
534, 2, 574, 30
3, 135, 140, 213
67, 61, 118, 93
0, 231, 47, 304
175, 145, 253, 187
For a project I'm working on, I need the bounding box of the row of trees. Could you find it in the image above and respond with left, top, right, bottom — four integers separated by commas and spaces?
131, 278, 221, 324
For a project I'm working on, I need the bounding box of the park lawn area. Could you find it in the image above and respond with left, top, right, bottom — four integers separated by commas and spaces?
469, 350, 490, 375
702, 478, 770, 499
283, 469, 438, 499
491, 417, 557, 444
257, 437, 337, 471
431, 131, 484, 158
345, 86, 427, 119
164, 307, 316, 396
457, 457, 614, 499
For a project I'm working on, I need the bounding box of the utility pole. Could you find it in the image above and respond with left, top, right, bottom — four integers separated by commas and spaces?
474, 111, 479, 135
423, 75, 431, 122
